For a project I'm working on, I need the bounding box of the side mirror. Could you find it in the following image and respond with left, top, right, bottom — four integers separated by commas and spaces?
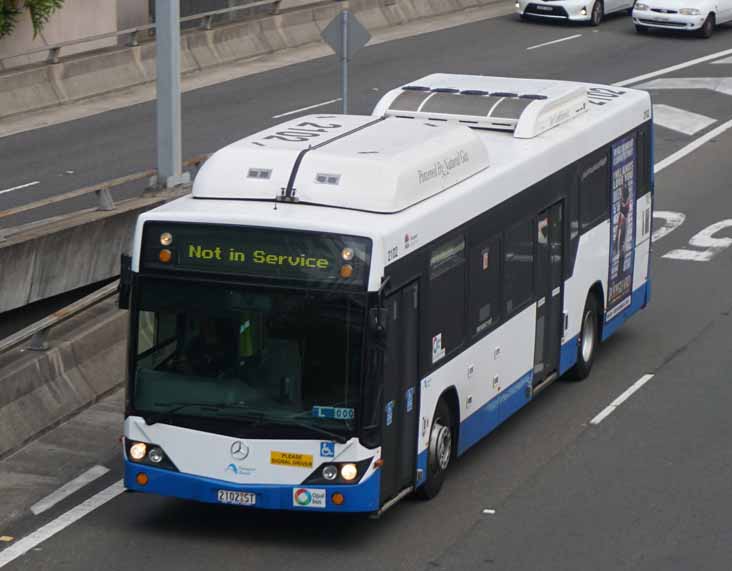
368, 307, 388, 335
118, 254, 132, 310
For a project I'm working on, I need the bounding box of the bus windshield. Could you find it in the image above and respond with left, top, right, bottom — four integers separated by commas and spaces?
132, 279, 365, 438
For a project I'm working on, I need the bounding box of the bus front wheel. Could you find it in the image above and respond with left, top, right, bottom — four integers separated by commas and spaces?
416, 399, 453, 500
570, 293, 600, 381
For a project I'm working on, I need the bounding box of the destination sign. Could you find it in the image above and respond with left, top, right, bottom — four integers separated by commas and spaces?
141, 222, 371, 287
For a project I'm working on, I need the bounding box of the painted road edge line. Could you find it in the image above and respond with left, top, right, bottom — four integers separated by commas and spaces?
0, 480, 125, 568
0, 181, 39, 195
655, 117, 732, 174
30, 465, 110, 516
590, 374, 655, 425
272, 98, 342, 119
527, 34, 582, 51
614, 47, 732, 87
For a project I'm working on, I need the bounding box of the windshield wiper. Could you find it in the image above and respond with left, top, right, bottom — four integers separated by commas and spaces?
266, 417, 349, 443
146, 402, 265, 425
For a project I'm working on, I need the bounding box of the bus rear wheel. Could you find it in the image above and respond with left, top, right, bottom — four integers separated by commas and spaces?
569, 293, 600, 381
416, 399, 453, 500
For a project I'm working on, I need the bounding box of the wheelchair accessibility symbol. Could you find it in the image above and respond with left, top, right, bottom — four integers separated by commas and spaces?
320, 442, 335, 458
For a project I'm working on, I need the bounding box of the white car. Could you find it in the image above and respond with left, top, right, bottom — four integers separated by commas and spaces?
632, 0, 732, 37
516, 0, 635, 25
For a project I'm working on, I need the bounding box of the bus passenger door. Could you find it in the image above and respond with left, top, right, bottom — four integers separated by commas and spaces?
380, 282, 420, 505
533, 203, 564, 384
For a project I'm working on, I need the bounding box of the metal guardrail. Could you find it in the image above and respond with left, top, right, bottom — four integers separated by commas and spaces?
0, 154, 210, 242
0, 280, 120, 355
0, 0, 283, 66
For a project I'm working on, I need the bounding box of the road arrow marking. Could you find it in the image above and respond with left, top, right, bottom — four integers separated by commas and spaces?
637, 77, 732, 97
652, 104, 716, 136
711, 55, 732, 64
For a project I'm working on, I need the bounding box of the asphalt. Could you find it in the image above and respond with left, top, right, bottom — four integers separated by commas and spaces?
2, 10, 732, 571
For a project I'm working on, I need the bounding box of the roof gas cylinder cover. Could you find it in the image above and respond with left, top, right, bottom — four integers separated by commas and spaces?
293, 117, 491, 213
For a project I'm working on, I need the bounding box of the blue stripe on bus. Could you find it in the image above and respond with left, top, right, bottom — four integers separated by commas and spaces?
602, 281, 648, 341
124, 460, 381, 513
417, 281, 651, 489
457, 371, 532, 456
560, 335, 579, 375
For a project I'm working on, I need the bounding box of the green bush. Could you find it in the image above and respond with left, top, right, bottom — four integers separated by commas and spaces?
1, 0, 65, 39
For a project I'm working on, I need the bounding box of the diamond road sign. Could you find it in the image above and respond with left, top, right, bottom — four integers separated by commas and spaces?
321, 11, 371, 60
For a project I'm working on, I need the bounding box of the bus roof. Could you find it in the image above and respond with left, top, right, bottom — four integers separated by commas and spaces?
136, 75, 650, 285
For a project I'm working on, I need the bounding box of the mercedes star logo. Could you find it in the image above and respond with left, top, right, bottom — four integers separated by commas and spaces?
230, 440, 249, 460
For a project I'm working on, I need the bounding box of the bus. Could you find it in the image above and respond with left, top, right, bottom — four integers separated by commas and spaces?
120, 74, 653, 515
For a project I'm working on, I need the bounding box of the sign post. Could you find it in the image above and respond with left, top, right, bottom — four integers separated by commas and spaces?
321, 3, 371, 115
155, 0, 190, 188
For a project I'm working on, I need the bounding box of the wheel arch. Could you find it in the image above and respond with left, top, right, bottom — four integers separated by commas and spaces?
436, 387, 460, 456
588, 281, 605, 336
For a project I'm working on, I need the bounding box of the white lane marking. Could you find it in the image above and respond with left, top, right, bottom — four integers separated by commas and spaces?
30, 465, 110, 516
654, 117, 732, 174
637, 77, 732, 97
711, 55, 732, 64
614, 47, 732, 87
590, 374, 655, 425
652, 211, 686, 243
0, 181, 40, 195
526, 34, 582, 51
272, 98, 342, 119
663, 220, 732, 262
0, 480, 124, 568
652, 104, 717, 136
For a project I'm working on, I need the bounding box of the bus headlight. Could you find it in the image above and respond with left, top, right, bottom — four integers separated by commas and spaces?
160, 232, 173, 246
125, 439, 178, 471
148, 447, 165, 464
322, 465, 339, 480
129, 442, 147, 461
340, 463, 358, 481
341, 247, 354, 261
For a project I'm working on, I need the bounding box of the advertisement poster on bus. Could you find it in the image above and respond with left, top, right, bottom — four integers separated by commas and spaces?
607, 136, 636, 321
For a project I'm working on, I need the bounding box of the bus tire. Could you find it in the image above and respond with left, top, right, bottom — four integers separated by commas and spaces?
416, 399, 453, 500
569, 293, 600, 381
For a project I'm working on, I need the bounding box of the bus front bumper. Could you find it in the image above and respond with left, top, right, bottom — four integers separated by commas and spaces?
124, 460, 381, 513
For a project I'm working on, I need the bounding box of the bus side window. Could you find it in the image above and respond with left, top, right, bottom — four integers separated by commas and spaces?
469, 235, 502, 337
636, 125, 651, 197
427, 235, 466, 366
579, 148, 610, 232
503, 218, 534, 315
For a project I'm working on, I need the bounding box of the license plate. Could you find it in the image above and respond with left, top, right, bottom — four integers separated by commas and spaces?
217, 490, 256, 506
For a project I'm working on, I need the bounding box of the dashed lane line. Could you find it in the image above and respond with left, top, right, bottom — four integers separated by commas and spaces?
0, 481, 124, 568
272, 98, 342, 119
590, 375, 655, 425
30, 465, 110, 516
0, 181, 39, 195
526, 34, 582, 51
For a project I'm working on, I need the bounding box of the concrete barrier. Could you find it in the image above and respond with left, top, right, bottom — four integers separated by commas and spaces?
0, 297, 126, 459
0, 189, 188, 314
0, 65, 65, 117
58, 46, 147, 102
0, 0, 509, 119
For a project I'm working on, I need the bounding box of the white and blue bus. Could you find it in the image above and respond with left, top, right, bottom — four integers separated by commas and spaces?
120, 74, 653, 515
